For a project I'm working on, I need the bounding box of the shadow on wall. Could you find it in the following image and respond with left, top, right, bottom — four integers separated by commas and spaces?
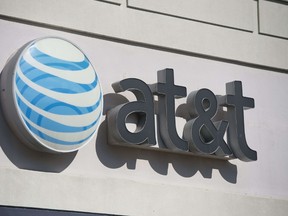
0, 90, 238, 180
96, 93, 238, 184
0, 104, 77, 173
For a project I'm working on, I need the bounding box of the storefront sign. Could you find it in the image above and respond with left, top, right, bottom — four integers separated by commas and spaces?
0, 37, 257, 161
107, 69, 257, 162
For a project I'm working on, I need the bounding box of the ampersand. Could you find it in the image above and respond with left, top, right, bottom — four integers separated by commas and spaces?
183, 89, 232, 155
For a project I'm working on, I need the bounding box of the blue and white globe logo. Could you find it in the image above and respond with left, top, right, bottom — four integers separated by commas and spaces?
1, 37, 103, 153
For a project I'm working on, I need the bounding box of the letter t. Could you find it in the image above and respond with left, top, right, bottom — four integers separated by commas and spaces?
221, 81, 257, 161
150, 69, 188, 151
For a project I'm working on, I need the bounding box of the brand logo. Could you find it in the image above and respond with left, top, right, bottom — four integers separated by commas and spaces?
1, 38, 256, 162
1, 37, 103, 153
107, 69, 257, 162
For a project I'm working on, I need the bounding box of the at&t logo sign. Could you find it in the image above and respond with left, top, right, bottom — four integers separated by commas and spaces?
1, 37, 103, 153
0, 37, 256, 161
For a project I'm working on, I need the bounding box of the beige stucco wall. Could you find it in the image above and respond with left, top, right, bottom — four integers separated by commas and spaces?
0, 1, 287, 215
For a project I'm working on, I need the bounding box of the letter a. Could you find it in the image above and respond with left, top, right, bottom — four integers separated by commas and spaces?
107, 78, 156, 146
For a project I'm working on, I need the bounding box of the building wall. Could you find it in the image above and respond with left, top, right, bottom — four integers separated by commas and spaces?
0, 0, 288, 215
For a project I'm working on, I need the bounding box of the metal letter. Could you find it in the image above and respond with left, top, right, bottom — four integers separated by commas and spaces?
107, 78, 156, 146
220, 81, 257, 161
183, 89, 232, 155
150, 69, 188, 151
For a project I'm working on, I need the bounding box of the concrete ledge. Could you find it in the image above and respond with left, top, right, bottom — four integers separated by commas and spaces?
0, 168, 287, 216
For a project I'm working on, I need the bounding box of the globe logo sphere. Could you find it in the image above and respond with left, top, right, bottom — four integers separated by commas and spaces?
1, 37, 103, 153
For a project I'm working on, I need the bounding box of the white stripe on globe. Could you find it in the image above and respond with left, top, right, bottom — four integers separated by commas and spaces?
23, 50, 96, 84
16, 64, 101, 108
20, 112, 98, 143
15, 87, 101, 127
35, 38, 85, 62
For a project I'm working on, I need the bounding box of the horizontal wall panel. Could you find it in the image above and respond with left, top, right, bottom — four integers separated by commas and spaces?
1, 169, 288, 216
259, 0, 288, 39
0, 0, 287, 71
128, 0, 254, 31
